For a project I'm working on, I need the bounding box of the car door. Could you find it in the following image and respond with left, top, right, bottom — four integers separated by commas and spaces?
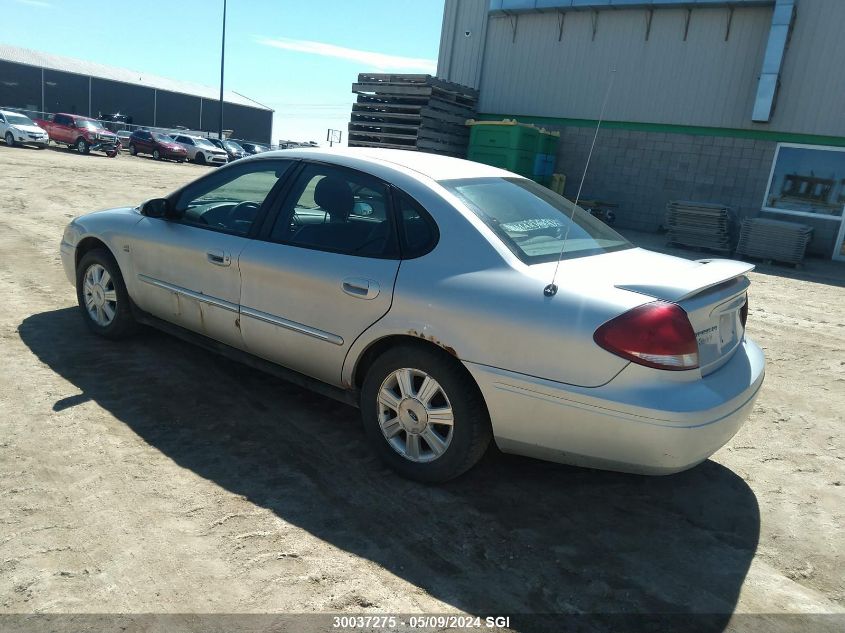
238, 162, 401, 386
136, 130, 151, 153
174, 135, 195, 160
52, 114, 71, 143
129, 159, 295, 348
0, 113, 7, 137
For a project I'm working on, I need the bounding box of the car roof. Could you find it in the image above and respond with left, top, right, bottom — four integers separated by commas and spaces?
251, 147, 516, 182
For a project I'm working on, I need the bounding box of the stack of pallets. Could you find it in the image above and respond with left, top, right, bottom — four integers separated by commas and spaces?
665, 201, 734, 253
349, 74, 477, 157
735, 217, 813, 265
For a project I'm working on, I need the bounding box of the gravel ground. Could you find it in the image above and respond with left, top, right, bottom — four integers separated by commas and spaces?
0, 144, 843, 632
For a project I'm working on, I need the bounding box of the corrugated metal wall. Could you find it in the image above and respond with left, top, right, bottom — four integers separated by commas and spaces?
438, 0, 845, 137
437, 0, 490, 90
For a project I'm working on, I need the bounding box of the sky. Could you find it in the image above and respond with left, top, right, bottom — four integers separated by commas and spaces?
2, 0, 445, 145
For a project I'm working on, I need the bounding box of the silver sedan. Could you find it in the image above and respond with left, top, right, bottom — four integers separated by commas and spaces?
59, 148, 765, 482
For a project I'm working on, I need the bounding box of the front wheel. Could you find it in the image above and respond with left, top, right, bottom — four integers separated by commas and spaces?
4, 132, 15, 147
107, 150, 118, 158
195, 152, 206, 165
76, 249, 137, 339
76, 138, 89, 154
360, 344, 492, 483
129, 143, 137, 156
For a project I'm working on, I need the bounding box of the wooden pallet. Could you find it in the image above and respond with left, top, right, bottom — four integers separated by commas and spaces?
348, 73, 476, 156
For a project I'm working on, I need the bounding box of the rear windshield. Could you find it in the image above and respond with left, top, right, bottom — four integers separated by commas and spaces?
440, 177, 632, 264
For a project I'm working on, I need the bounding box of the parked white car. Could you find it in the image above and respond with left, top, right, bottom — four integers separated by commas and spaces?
0, 109, 49, 149
169, 134, 228, 166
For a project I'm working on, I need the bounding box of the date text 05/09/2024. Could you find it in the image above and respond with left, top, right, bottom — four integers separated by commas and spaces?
332, 615, 512, 629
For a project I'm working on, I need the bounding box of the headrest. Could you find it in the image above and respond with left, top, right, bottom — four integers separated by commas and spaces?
314, 176, 354, 222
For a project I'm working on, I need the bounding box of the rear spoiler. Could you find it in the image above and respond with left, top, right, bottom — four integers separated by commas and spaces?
616, 259, 755, 302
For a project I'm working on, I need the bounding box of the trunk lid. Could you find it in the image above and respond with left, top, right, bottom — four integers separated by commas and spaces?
529, 248, 754, 375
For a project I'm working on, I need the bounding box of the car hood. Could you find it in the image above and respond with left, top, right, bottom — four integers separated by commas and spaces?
12, 124, 47, 134
528, 247, 754, 303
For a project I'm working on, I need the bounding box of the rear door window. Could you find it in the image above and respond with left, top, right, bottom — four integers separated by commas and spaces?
269, 163, 398, 258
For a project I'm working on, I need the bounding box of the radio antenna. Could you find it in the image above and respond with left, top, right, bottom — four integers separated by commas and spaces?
544, 68, 616, 297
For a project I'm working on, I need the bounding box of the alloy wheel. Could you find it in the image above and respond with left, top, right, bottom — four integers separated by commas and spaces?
377, 368, 454, 463
5, 132, 14, 147
82, 263, 117, 327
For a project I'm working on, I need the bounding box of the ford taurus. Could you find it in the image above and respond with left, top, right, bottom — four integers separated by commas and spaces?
59, 148, 765, 482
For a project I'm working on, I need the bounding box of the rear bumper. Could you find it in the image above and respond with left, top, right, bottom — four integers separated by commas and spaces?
464, 338, 765, 475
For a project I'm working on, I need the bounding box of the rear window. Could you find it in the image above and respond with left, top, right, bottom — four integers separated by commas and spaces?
440, 177, 631, 264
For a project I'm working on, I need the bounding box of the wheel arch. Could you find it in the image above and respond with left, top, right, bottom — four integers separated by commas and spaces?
351, 335, 485, 409
74, 236, 113, 269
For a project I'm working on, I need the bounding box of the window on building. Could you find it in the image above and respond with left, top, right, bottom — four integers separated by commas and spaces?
763, 144, 845, 219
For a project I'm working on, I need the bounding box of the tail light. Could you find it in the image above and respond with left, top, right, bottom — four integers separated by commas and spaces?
593, 301, 699, 371
740, 294, 749, 328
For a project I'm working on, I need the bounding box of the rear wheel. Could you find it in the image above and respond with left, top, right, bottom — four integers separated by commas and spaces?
76, 249, 136, 339
195, 152, 206, 165
107, 150, 118, 158
76, 138, 89, 154
360, 344, 492, 483
4, 132, 15, 147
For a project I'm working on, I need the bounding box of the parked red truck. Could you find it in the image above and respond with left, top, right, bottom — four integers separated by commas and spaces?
35, 113, 119, 157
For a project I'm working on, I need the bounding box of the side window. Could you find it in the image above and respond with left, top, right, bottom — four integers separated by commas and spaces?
54, 114, 69, 126
173, 161, 293, 236
269, 163, 397, 258
0, 114, 5, 123
395, 191, 438, 258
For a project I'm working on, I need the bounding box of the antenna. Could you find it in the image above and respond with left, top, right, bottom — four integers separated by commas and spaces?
544, 69, 616, 298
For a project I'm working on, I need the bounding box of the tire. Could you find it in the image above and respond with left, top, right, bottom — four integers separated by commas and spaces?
4, 132, 16, 147
76, 138, 89, 154
153, 148, 161, 160
76, 248, 137, 339
107, 150, 118, 158
177, 159, 185, 164
360, 344, 492, 483
195, 152, 206, 165
129, 143, 137, 156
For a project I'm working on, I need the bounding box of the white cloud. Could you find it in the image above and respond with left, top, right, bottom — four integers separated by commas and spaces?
14, 0, 53, 7
255, 36, 436, 74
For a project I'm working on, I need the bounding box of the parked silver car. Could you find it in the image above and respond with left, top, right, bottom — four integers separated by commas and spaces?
169, 134, 228, 166
59, 148, 765, 482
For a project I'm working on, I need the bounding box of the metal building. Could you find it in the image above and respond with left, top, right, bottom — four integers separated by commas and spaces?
438, 0, 845, 260
0, 44, 273, 143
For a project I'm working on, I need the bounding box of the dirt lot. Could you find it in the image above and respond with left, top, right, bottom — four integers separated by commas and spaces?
0, 145, 843, 631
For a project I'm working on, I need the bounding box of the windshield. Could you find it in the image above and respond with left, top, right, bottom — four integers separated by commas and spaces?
77, 120, 104, 131
152, 133, 175, 143
440, 177, 632, 264
194, 138, 215, 149
224, 140, 244, 152
6, 113, 35, 126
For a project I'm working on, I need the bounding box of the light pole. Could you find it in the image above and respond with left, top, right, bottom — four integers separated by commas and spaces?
218, 0, 227, 140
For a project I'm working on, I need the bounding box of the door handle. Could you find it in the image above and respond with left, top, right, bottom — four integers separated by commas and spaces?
206, 249, 231, 266
342, 277, 380, 300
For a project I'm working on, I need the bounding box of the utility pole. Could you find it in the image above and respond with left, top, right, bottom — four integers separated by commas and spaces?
218, 0, 227, 140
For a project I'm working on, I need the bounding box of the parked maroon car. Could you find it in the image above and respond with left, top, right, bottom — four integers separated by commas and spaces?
128, 130, 188, 162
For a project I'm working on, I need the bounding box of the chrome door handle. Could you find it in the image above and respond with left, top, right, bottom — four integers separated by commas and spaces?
342, 277, 380, 300
206, 249, 231, 266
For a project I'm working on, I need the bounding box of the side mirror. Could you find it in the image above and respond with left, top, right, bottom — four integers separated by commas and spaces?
140, 198, 170, 218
